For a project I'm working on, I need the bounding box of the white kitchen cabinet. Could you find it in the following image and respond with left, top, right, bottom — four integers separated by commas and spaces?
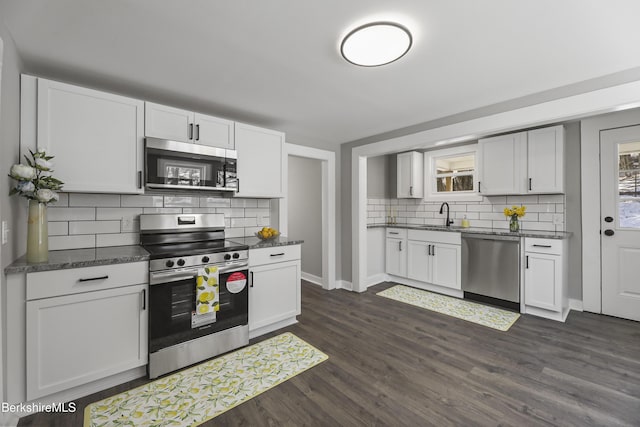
31, 76, 144, 194
249, 245, 301, 338
406, 229, 461, 290
478, 125, 565, 195
523, 237, 569, 321
385, 228, 407, 277
527, 125, 564, 194
397, 151, 423, 198
234, 122, 285, 198
25, 264, 148, 400
478, 132, 527, 195
144, 101, 235, 149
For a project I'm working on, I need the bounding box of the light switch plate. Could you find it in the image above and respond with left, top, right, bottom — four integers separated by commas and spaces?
1, 221, 8, 244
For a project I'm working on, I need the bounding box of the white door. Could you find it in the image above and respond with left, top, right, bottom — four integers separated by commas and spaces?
249, 261, 299, 331
194, 113, 235, 149
407, 240, 430, 281
396, 152, 412, 198
144, 102, 194, 142
527, 126, 564, 194
600, 125, 640, 322
431, 243, 461, 290
524, 253, 561, 311
385, 237, 406, 277
478, 132, 526, 194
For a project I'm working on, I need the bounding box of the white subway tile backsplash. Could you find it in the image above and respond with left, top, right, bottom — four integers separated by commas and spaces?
231, 199, 258, 208
96, 207, 143, 220
163, 196, 200, 208
47, 192, 270, 250
48, 208, 95, 222
49, 235, 96, 250
69, 193, 121, 207
555, 203, 564, 213
96, 233, 140, 247
506, 195, 538, 204
48, 222, 69, 236
538, 195, 564, 203
69, 220, 121, 235
121, 195, 165, 208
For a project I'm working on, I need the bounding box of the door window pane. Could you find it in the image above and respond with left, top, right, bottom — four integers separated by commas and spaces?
618, 141, 640, 228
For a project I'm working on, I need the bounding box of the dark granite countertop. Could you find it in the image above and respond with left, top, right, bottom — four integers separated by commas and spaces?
229, 235, 304, 249
367, 223, 571, 240
4, 245, 150, 275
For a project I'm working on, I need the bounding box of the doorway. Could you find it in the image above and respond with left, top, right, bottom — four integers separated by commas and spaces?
600, 125, 640, 321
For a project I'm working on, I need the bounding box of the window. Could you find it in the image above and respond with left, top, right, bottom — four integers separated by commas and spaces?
424, 144, 482, 201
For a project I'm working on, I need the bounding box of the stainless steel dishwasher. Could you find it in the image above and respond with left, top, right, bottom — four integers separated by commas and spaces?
462, 233, 520, 310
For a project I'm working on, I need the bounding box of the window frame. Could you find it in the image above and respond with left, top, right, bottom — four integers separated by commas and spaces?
424, 144, 483, 202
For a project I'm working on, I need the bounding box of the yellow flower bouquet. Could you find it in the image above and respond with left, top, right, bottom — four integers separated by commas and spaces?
504, 205, 526, 232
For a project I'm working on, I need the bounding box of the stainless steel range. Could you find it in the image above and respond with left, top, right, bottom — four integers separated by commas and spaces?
140, 213, 249, 379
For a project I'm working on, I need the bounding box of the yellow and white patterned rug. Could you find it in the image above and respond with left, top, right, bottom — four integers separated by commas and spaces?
377, 285, 520, 331
84, 332, 328, 427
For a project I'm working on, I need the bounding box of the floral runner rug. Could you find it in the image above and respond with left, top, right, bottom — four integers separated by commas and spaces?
377, 285, 520, 331
84, 332, 328, 427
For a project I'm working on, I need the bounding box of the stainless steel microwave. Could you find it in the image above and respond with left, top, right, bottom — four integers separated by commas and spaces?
144, 138, 237, 193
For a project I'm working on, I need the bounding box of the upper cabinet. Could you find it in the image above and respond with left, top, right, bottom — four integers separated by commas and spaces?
144, 102, 234, 149
397, 151, 423, 198
234, 122, 285, 198
478, 125, 564, 195
26, 76, 144, 194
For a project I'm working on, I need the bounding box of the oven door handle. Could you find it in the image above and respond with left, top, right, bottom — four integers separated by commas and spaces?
149, 262, 249, 286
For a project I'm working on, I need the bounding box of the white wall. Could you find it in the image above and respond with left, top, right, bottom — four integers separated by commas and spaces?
288, 156, 322, 279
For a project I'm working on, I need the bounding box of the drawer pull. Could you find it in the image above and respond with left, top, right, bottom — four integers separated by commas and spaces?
270, 253, 285, 257
78, 275, 109, 283
532, 244, 552, 248
389, 232, 399, 235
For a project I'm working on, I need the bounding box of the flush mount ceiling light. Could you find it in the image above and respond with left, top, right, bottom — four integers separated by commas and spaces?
341, 22, 412, 67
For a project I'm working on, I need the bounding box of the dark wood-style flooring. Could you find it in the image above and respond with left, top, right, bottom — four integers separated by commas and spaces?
20, 281, 640, 426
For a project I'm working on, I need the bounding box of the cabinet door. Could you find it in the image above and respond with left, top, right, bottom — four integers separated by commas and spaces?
478, 132, 527, 195
431, 243, 461, 290
37, 79, 144, 193
26, 284, 148, 400
235, 122, 285, 198
524, 253, 561, 311
194, 113, 235, 149
396, 152, 413, 198
144, 101, 194, 142
249, 260, 300, 331
385, 237, 406, 277
527, 126, 564, 194
407, 240, 430, 282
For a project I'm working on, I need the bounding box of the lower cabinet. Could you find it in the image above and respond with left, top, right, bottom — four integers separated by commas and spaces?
248, 245, 301, 338
25, 263, 148, 400
523, 237, 568, 321
387, 228, 461, 291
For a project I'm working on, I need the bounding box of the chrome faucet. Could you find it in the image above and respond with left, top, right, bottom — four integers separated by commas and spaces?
439, 202, 454, 227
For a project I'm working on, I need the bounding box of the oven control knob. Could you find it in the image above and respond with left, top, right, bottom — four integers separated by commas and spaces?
232, 253, 240, 259
177, 259, 186, 266
165, 260, 175, 268
202, 256, 210, 263
224, 254, 232, 261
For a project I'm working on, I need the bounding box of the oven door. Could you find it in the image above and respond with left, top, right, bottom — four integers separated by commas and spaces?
148, 263, 248, 353
145, 137, 237, 192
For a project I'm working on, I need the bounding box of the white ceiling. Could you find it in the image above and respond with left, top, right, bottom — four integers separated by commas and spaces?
2, 0, 640, 149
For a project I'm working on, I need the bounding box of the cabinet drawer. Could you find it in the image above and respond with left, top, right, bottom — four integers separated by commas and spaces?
249, 245, 301, 267
524, 238, 562, 255
386, 228, 407, 239
408, 229, 460, 245
27, 262, 148, 300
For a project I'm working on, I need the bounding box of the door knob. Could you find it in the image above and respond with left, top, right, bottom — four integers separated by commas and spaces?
604, 216, 613, 223
604, 229, 615, 236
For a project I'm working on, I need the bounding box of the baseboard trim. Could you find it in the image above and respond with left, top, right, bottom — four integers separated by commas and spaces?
301, 272, 324, 287
336, 280, 353, 291
366, 273, 387, 288
387, 275, 464, 299
569, 299, 584, 312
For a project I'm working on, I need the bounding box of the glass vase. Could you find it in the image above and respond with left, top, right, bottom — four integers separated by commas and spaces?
27, 199, 48, 263
509, 216, 520, 232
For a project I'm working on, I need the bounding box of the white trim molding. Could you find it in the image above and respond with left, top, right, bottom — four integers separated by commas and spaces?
301, 272, 324, 287
352, 80, 640, 294
569, 299, 584, 312
336, 280, 353, 291
283, 143, 337, 290
366, 273, 387, 288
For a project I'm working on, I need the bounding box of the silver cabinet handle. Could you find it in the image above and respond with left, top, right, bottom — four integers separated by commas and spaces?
78, 275, 109, 283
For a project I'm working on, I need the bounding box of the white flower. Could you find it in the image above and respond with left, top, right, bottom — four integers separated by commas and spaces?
16, 181, 35, 193
35, 158, 53, 171
35, 189, 56, 203
10, 164, 36, 180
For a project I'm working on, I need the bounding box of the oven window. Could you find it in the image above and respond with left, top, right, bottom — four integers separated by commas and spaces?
148, 270, 248, 353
